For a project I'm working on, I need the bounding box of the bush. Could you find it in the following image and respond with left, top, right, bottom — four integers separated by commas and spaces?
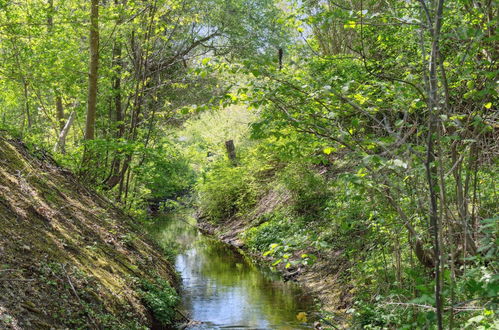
139, 278, 179, 325
279, 164, 332, 220
196, 161, 260, 222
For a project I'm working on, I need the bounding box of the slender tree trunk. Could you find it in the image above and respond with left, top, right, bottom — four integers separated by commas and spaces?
56, 96, 65, 131
47, 0, 53, 29
113, 2, 157, 191
104, 38, 124, 189
47, 0, 65, 134
421, 0, 445, 328
113, 46, 123, 138
23, 79, 32, 129
84, 0, 100, 140
111, 0, 124, 140
53, 111, 75, 154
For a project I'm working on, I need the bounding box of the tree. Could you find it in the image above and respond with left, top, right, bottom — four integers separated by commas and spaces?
84, 0, 99, 141
232, 0, 497, 327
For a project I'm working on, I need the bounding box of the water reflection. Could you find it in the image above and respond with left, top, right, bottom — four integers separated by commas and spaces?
149, 211, 314, 329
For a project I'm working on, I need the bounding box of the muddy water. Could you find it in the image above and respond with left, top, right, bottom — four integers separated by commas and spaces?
149, 211, 315, 329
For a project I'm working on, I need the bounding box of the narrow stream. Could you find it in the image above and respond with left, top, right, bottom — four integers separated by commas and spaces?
148, 210, 315, 329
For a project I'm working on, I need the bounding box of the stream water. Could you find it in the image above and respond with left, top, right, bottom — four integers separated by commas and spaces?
148, 210, 315, 329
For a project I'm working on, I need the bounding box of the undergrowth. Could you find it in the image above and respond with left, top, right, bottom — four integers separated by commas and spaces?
193, 134, 498, 329
139, 278, 179, 326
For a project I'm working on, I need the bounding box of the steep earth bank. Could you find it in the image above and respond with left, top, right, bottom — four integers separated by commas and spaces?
0, 135, 178, 329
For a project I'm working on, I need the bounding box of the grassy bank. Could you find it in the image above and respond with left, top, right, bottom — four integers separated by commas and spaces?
186, 108, 498, 329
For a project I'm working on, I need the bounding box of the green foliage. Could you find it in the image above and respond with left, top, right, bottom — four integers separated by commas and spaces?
135, 141, 195, 201
1, 0, 497, 328
0, 0, 289, 217
196, 160, 260, 222
244, 212, 296, 252
139, 278, 179, 326
464, 310, 499, 330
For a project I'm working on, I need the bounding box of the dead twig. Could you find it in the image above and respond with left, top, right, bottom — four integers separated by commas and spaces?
0, 278, 35, 281
62, 264, 100, 330
175, 308, 190, 322
386, 302, 435, 310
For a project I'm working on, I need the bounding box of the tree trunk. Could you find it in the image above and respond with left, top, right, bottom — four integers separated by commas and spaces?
23, 79, 32, 129
104, 42, 124, 189
421, 0, 445, 327
56, 96, 65, 131
48, 0, 65, 134
47, 0, 54, 30
53, 111, 75, 154
225, 140, 237, 166
84, 0, 99, 140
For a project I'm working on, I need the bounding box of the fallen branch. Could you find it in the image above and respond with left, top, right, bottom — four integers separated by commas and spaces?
175, 308, 190, 322
386, 302, 436, 310
386, 297, 498, 312
62, 264, 100, 330
0, 278, 35, 281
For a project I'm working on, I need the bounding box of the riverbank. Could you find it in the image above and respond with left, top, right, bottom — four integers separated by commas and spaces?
0, 137, 179, 329
197, 213, 351, 329
148, 210, 318, 329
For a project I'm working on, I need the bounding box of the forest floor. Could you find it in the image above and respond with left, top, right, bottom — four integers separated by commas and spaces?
0, 134, 178, 329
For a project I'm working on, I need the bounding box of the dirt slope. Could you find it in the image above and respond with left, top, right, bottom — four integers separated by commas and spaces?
0, 136, 177, 329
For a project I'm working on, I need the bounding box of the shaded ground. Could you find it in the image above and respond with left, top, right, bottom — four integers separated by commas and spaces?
0, 135, 177, 329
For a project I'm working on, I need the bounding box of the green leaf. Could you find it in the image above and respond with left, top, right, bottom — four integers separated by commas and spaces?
344, 20, 356, 28
323, 147, 335, 155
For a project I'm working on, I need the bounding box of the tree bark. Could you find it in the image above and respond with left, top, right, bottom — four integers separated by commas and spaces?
47, 0, 54, 30
53, 111, 75, 154
56, 96, 65, 131
225, 140, 237, 166
47, 0, 65, 134
23, 79, 32, 129
84, 0, 100, 140
420, 0, 445, 327
104, 38, 124, 189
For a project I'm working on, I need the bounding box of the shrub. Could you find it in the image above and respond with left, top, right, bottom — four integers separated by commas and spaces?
278, 163, 332, 220
139, 278, 179, 325
196, 161, 260, 222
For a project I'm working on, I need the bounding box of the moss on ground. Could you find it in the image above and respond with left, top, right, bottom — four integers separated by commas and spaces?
0, 136, 178, 329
